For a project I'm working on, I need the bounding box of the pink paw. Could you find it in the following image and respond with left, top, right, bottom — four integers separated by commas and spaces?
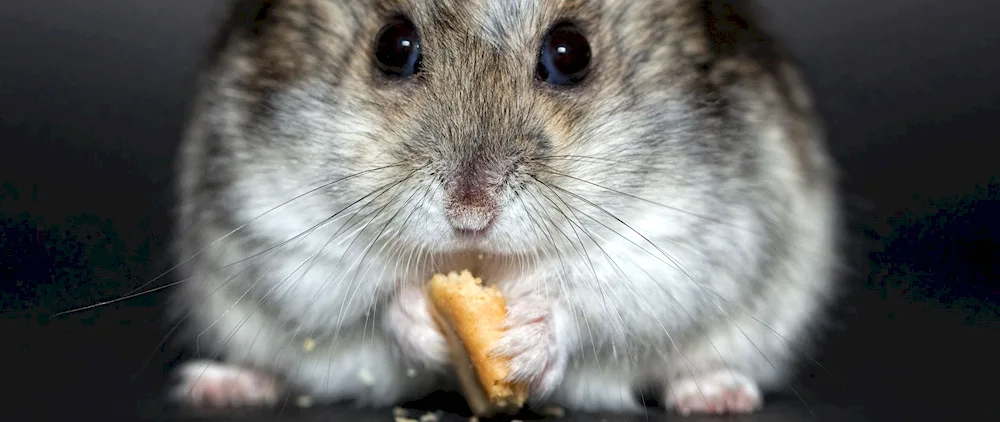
492, 295, 567, 397
384, 283, 449, 369
666, 370, 762, 415
170, 360, 282, 408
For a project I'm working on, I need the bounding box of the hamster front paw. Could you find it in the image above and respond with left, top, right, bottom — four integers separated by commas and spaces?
665, 370, 762, 415
170, 359, 283, 409
384, 282, 449, 370
493, 295, 569, 397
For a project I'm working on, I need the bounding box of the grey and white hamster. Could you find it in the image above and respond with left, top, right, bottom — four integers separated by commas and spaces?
168, 0, 841, 416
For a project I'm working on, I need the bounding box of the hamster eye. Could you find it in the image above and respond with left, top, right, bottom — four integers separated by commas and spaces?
374, 16, 422, 78
536, 22, 591, 86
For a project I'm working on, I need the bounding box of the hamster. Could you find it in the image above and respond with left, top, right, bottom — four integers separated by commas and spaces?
168, 0, 841, 416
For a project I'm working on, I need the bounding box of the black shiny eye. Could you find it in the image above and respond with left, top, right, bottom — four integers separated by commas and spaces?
536, 22, 592, 86
374, 16, 422, 77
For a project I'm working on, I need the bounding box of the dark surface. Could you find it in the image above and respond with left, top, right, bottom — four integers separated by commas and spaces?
3, 1, 1000, 422
142, 398, 872, 422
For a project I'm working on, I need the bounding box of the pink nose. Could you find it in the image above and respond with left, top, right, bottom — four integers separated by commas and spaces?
444, 177, 498, 235
447, 204, 497, 235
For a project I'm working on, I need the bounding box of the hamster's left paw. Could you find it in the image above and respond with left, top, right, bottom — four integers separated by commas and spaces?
384, 282, 450, 370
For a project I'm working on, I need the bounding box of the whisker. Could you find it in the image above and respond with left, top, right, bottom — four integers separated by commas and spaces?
350, 183, 429, 284
269, 175, 416, 308
552, 181, 841, 388
50, 164, 405, 318
539, 181, 721, 412
188, 174, 408, 357
355, 185, 431, 345
178, 172, 415, 401
341, 204, 423, 342
332, 176, 422, 334
517, 193, 583, 356
543, 179, 823, 417
183, 240, 316, 402
538, 180, 728, 414
537, 154, 675, 173
163, 162, 405, 281
534, 166, 763, 235
540, 181, 699, 282
130, 312, 185, 382
532, 183, 636, 357
258, 169, 423, 345
229, 210, 396, 397
307, 171, 423, 390
523, 186, 610, 370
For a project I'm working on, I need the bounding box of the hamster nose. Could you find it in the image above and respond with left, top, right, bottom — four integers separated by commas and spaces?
447, 204, 497, 236
444, 180, 498, 236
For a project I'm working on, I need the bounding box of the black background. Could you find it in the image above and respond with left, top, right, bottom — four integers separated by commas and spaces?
2, 1, 999, 421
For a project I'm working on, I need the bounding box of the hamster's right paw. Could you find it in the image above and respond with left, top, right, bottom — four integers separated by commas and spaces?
494, 294, 569, 398
170, 359, 283, 409
384, 283, 449, 369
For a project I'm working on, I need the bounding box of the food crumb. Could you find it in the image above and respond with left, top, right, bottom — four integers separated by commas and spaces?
303, 337, 315, 352
477, 253, 484, 260
419, 412, 439, 422
392, 407, 408, 417
357, 368, 375, 386
294, 395, 313, 408
539, 405, 566, 417
468, 417, 479, 422
406, 367, 417, 377
395, 417, 418, 422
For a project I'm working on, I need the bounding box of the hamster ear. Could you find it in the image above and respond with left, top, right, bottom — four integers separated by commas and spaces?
699, 0, 776, 60
204, 0, 275, 63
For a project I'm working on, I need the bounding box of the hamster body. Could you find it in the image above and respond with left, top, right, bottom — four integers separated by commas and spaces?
169, 0, 841, 415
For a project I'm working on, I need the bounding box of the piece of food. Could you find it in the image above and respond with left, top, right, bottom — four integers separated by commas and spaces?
427, 270, 529, 417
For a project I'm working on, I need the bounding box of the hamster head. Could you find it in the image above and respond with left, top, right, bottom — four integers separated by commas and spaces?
191, 0, 826, 259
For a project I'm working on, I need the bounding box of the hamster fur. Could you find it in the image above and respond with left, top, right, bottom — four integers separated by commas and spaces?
169, 0, 841, 415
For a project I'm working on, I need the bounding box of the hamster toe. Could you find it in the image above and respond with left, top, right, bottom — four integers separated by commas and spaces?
385, 283, 449, 369
666, 370, 762, 415
170, 359, 283, 409
494, 295, 567, 396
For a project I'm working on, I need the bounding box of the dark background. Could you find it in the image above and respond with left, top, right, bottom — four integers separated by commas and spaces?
2, 1, 999, 421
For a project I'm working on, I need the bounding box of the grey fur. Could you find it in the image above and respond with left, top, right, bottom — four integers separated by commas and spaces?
169, 0, 841, 414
